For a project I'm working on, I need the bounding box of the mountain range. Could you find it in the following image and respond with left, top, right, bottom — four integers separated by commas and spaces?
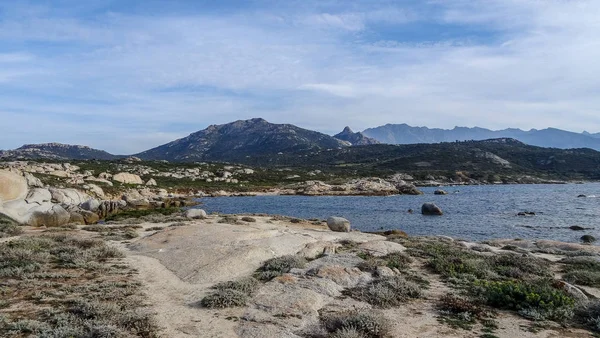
2, 119, 600, 163
362, 124, 600, 150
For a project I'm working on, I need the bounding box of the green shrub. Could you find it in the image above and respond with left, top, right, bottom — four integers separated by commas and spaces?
322, 311, 390, 338
474, 280, 575, 321
241, 216, 257, 222
105, 208, 181, 221
255, 255, 306, 281
214, 277, 260, 295
344, 275, 421, 308
200, 289, 249, 308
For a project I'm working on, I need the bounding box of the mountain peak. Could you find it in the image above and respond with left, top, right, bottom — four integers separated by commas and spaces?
334, 127, 380, 146
137, 119, 348, 161
342, 126, 354, 134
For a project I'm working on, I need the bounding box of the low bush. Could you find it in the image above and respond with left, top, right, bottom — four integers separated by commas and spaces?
104, 208, 181, 222
214, 277, 260, 295
218, 215, 239, 224
474, 279, 575, 322
344, 275, 421, 308
241, 216, 257, 223
575, 300, 600, 332
357, 252, 412, 273
437, 294, 488, 330
200, 289, 249, 308
563, 270, 600, 287
254, 255, 307, 281
322, 310, 390, 338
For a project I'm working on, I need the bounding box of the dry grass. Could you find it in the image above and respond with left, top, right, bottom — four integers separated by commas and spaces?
0, 234, 159, 337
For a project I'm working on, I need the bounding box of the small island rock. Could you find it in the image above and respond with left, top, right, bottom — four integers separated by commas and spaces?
421, 203, 443, 216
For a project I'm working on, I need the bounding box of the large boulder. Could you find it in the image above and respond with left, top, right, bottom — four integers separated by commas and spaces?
185, 209, 207, 219
49, 188, 90, 205
113, 173, 143, 185
81, 199, 101, 212
0, 170, 28, 203
28, 204, 70, 227
326, 217, 351, 232
145, 178, 157, 186
434, 189, 448, 195
421, 203, 443, 216
25, 188, 52, 204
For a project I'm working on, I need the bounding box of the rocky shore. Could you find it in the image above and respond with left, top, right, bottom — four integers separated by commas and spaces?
3, 212, 600, 337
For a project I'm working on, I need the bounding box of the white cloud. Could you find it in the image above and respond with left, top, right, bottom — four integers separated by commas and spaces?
0, 0, 599, 153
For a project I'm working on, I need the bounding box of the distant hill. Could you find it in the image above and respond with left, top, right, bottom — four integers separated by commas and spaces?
136, 118, 349, 161
243, 138, 600, 180
363, 124, 600, 150
333, 127, 380, 145
0, 143, 119, 160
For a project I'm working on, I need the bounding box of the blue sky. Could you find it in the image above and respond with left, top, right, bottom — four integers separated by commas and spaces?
1, 0, 599, 154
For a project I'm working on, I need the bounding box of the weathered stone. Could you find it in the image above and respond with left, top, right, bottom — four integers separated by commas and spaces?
358, 240, 406, 257
185, 209, 207, 219
28, 204, 70, 227
421, 202, 443, 216
434, 189, 448, 195
25, 188, 52, 204
113, 172, 143, 185
0, 169, 28, 203
81, 199, 101, 212
145, 178, 157, 186
327, 217, 351, 232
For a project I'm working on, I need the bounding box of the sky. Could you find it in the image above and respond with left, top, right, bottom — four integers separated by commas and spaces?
1, 0, 599, 154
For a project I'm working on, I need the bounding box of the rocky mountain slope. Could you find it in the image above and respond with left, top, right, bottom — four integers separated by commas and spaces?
363, 124, 600, 150
333, 126, 380, 145
136, 118, 349, 161
0, 143, 119, 160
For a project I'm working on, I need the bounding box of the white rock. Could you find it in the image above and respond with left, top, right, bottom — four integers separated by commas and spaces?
185, 209, 207, 219
113, 172, 143, 185
0, 169, 28, 203
145, 178, 157, 186
327, 217, 351, 232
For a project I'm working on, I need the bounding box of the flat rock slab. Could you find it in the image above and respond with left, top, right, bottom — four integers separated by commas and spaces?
358, 240, 406, 256
128, 217, 386, 285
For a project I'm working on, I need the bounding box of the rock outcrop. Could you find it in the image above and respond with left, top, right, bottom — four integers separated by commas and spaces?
113, 173, 144, 185
0, 170, 28, 203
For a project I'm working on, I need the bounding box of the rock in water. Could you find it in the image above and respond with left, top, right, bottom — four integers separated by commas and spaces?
326, 216, 351, 232
185, 209, 207, 219
421, 203, 443, 216
581, 235, 596, 244
434, 189, 448, 195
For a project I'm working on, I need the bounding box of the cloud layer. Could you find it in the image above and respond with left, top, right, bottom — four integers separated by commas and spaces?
1, 0, 599, 154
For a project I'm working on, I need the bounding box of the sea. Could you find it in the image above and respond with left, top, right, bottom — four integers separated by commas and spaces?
196, 183, 600, 243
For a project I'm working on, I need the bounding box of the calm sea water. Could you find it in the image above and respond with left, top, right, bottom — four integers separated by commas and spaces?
197, 184, 600, 243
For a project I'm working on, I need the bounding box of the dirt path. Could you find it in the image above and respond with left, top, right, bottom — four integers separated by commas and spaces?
126, 253, 243, 338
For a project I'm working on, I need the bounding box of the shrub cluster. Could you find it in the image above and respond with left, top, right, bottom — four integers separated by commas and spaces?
254, 255, 307, 281
321, 311, 390, 338
344, 275, 421, 308
200, 277, 260, 309
474, 279, 575, 322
